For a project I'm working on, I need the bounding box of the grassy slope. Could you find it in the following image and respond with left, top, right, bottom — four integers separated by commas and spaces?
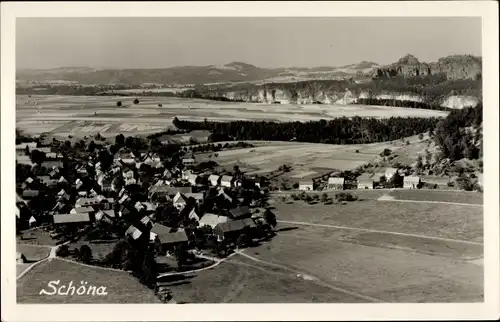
272, 198, 483, 243
17, 259, 160, 303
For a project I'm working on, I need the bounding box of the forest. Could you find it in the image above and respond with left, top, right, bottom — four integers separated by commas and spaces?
172, 116, 440, 145
433, 103, 483, 161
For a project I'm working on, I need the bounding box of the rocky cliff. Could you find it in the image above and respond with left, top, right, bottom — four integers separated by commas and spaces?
372, 54, 482, 80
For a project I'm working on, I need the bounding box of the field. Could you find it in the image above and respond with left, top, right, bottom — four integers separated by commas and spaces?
198, 135, 428, 176
388, 189, 483, 204
17, 244, 51, 262
17, 258, 161, 303
16, 94, 447, 137
167, 192, 483, 303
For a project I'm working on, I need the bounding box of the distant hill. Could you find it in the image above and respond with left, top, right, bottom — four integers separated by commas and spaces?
16, 60, 381, 85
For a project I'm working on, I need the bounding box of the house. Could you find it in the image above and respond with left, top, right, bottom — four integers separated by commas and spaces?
149, 185, 192, 200
184, 192, 204, 205
125, 225, 143, 241
53, 213, 91, 225
16, 142, 37, 150
40, 161, 63, 169
182, 158, 195, 167
181, 170, 194, 180
123, 169, 135, 179
221, 175, 234, 188
209, 174, 221, 186
45, 152, 57, 159
186, 174, 199, 186
328, 177, 345, 190
403, 176, 421, 189
385, 168, 399, 181
140, 216, 153, 230
37, 176, 51, 184
95, 210, 115, 223
22, 190, 39, 199
229, 206, 251, 219
213, 218, 256, 242
173, 192, 188, 210
188, 208, 200, 223
75, 197, 100, 207
119, 194, 130, 205
57, 189, 69, 200
58, 176, 68, 184
150, 224, 189, 249
15, 206, 20, 219
71, 206, 95, 215
357, 175, 374, 189
17, 252, 27, 264
198, 213, 230, 229
28, 216, 37, 228
49, 168, 60, 178
299, 180, 314, 191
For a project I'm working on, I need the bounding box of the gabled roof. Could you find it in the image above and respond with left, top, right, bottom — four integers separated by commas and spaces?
73, 206, 95, 213
53, 213, 91, 224
125, 225, 142, 240
328, 177, 345, 185
221, 175, 234, 182
209, 174, 220, 181
29, 216, 37, 223
215, 218, 255, 233
199, 213, 229, 228
151, 224, 188, 244
299, 180, 313, 185
173, 192, 187, 204
229, 206, 250, 219
140, 216, 153, 227
185, 193, 204, 201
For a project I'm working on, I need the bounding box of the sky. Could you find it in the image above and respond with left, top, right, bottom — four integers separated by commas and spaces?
16, 17, 482, 69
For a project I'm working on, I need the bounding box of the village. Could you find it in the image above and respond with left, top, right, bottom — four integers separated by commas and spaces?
15, 128, 483, 303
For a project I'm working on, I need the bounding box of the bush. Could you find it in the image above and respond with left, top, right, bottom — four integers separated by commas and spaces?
335, 192, 358, 202
380, 148, 392, 157
133, 98, 140, 104
116, 101, 122, 107
78, 245, 93, 263
56, 245, 69, 257
292, 183, 299, 189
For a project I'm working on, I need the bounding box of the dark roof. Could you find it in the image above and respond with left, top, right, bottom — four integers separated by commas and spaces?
22, 190, 39, 198
215, 218, 255, 233
53, 213, 91, 224
229, 206, 250, 219
151, 224, 188, 244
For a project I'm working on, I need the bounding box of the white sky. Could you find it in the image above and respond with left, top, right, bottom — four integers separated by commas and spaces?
16, 17, 482, 69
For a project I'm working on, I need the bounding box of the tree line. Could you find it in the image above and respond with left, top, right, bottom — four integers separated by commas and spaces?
433, 103, 483, 161
356, 98, 452, 111
173, 116, 440, 145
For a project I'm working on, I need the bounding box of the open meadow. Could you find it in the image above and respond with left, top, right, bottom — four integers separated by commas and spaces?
167, 192, 483, 303
16, 94, 447, 137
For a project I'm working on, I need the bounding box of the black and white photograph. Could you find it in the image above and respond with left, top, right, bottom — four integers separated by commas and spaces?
1, 1, 499, 321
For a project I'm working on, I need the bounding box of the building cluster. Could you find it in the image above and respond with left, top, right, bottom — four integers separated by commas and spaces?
297, 167, 424, 191
15, 138, 272, 254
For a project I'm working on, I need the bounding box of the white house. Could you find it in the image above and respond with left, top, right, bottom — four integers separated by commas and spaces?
182, 158, 195, 167
209, 174, 221, 186
403, 176, 421, 189
220, 175, 234, 188
173, 192, 188, 211
28, 216, 37, 228
299, 180, 314, 191
327, 177, 345, 190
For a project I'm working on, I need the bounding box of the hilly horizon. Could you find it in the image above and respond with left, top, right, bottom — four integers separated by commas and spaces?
16, 54, 481, 86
